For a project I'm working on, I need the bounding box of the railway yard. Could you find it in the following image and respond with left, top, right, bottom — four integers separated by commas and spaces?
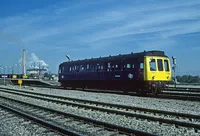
1, 0, 200, 135
0, 83, 199, 136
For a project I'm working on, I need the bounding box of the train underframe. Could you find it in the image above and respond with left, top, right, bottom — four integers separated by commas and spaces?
59, 80, 166, 95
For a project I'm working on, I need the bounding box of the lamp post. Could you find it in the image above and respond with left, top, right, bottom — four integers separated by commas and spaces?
18, 64, 22, 74
8, 66, 12, 74
38, 61, 42, 79
0, 65, 2, 74
172, 56, 177, 88
14, 64, 17, 74
3, 65, 8, 85
4, 65, 8, 74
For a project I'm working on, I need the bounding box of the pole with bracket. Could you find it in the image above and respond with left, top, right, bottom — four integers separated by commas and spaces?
172, 56, 177, 88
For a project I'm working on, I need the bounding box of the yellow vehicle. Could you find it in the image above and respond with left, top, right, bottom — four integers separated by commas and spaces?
143, 55, 172, 94
144, 56, 171, 81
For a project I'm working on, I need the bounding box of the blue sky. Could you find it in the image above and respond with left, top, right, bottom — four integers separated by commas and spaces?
0, 0, 200, 75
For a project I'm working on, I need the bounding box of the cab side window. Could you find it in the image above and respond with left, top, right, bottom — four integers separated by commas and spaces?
149, 59, 156, 71
157, 59, 163, 71
164, 60, 169, 71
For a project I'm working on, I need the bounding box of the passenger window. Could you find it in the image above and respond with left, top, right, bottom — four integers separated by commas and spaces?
108, 63, 111, 67
164, 60, 169, 71
107, 63, 111, 71
82, 66, 84, 70
140, 63, 144, 69
69, 67, 71, 71
149, 59, 156, 71
157, 59, 163, 71
127, 64, 131, 68
87, 64, 89, 69
80, 65, 84, 71
132, 64, 135, 69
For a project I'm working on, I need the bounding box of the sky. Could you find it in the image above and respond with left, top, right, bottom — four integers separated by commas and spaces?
0, 0, 200, 75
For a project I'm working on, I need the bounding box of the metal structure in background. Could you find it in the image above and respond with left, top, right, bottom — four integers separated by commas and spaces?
22, 49, 26, 77
172, 56, 177, 88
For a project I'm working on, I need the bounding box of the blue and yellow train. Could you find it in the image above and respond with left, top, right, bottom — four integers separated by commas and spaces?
58, 50, 172, 95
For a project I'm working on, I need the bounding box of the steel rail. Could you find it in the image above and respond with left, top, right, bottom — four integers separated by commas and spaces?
0, 87, 199, 119
156, 94, 200, 101
161, 92, 200, 97
0, 88, 200, 130
0, 103, 81, 136
0, 94, 156, 136
1, 85, 200, 102
166, 87, 200, 91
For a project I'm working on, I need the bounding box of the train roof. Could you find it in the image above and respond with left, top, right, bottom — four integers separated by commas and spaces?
60, 50, 168, 65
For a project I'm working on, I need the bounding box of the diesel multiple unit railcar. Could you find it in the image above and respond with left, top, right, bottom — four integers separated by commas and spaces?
58, 50, 172, 95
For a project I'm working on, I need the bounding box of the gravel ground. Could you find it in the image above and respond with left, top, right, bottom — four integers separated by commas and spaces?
2, 85, 200, 115
0, 107, 61, 136
0, 91, 199, 136
1, 88, 199, 125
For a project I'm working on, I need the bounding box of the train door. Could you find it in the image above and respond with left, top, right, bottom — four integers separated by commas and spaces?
58, 64, 65, 81
105, 62, 112, 80
111, 61, 121, 80
96, 63, 104, 80
139, 61, 144, 80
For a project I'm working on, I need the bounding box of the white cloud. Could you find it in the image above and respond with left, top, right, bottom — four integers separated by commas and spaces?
28, 53, 48, 68
0, 0, 200, 52
161, 21, 200, 37
82, 8, 200, 43
18, 53, 48, 69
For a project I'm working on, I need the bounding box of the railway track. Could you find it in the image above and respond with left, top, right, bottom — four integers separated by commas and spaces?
161, 91, 200, 97
15, 84, 200, 101
165, 87, 200, 92
158, 92, 200, 101
0, 104, 72, 136
0, 88, 156, 136
0, 87, 200, 134
0, 105, 62, 136
161, 87, 200, 101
